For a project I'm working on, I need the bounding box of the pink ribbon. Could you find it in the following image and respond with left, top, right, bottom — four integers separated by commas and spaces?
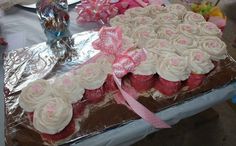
92, 26, 170, 128
113, 74, 170, 128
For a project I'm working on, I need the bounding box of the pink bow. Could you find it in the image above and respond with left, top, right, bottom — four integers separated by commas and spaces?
76, 0, 118, 24
92, 27, 170, 128
92, 27, 146, 78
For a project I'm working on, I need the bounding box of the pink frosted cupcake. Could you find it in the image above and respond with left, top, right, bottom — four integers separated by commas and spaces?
130, 52, 158, 92
155, 53, 190, 96
186, 49, 215, 90
76, 63, 107, 103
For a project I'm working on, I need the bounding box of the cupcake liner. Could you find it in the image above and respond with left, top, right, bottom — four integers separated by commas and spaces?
154, 77, 181, 96
27, 112, 34, 123
104, 74, 118, 93
84, 87, 105, 104
41, 120, 76, 143
72, 101, 87, 119
130, 74, 155, 92
187, 73, 206, 90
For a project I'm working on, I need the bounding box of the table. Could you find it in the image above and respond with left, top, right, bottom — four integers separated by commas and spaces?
1, 4, 236, 146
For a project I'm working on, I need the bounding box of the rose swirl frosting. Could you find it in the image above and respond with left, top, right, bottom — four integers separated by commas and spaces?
198, 36, 227, 61
156, 53, 191, 82
75, 63, 107, 90
188, 49, 215, 74
19, 79, 52, 112
51, 75, 85, 104
33, 97, 73, 135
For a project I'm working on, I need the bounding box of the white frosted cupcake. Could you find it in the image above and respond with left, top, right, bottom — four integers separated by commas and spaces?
177, 23, 199, 37
122, 35, 136, 50
51, 75, 85, 104
172, 34, 198, 56
167, 4, 187, 19
198, 36, 227, 61
146, 4, 168, 18
144, 39, 175, 55
131, 16, 153, 27
199, 22, 222, 37
187, 49, 215, 90
109, 14, 131, 27
33, 97, 73, 134
130, 52, 158, 92
155, 13, 180, 25
156, 25, 179, 40
131, 25, 156, 47
95, 56, 118, 93
155, 53, 190, 96
19, 79, 52, 112
125, 7, 149, 17
76, 63, 107, 103
184, 11, 206, 24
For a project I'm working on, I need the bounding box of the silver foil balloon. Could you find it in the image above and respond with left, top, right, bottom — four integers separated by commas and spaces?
36, 0, 70, 43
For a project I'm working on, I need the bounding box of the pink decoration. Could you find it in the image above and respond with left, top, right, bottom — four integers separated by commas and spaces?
76, 0, 118, 24
31, 84, 43, 94
63, 77, 72, 86
194, 52, 204, 61
92, 26, 146, 78
171, 58, 180, 66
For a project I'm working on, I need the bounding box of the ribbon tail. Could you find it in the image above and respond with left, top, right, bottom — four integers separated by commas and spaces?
113, 74, 171, 128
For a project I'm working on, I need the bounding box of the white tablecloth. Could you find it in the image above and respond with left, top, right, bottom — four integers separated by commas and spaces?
1, 4, 236, 146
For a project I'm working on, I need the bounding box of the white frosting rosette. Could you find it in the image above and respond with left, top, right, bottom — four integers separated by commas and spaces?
95, 55, 115, 74
131, 16, 153, 27
76, 63, 107, 90
172, 34, 198, 56
167, 4, 187, 18
156, 25, 179, 40
119, 25, 133, 37
199, 22, 222, 37
155, 13, 180, 25
184, 11, 206, 24
109, 15, 131, 27
122, 35, 136, 50
33, 97, 73, 134
51, 75, 85, 104
198, 36, 227, 61
188, 49, 215, 74
125, 7, 149, 17
146, 4, 168, 18
177, 23, 199, 37
144, 39, 175, 55
19, 79, 52, 112
134, 52, 158, 75
156, 53, 191, 82
131, 25, 156, 46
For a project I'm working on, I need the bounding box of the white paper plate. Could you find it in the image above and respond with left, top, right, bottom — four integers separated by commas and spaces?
21, 0, 80, 8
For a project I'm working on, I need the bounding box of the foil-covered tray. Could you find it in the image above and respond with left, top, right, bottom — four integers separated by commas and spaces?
3, 30, 236, 146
